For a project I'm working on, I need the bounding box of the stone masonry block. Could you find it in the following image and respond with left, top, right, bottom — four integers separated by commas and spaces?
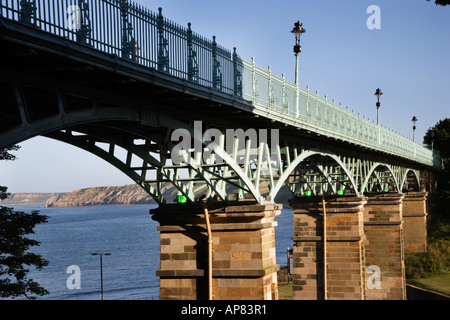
151, 201, 281, 300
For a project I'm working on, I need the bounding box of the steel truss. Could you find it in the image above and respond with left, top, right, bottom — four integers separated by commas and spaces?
44, 123, 421, 205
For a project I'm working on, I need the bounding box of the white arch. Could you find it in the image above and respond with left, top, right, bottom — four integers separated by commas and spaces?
361, 163, 400, 194
400, 169, 421, 192
269, 149, 359, 200
180, 142, 263, 204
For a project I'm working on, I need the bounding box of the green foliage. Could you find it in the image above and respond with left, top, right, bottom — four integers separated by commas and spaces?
405, 252, 428, 279
0, 206, 50, 299
0, 145, 20, 161
429, 215, 450, 242
424, 118, 450, 193
426, 0, 450, 6
405, 217, 450, 280
277, 266, 293, 283
1, 146, 50, 299
405, 241, 450, 279
0, 186, 9, 201
424, 118, 450, 156
409, 117, 450, 288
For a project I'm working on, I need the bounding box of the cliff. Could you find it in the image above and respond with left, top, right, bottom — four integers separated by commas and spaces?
2, 183, 293, 208
45, 184, 172, 207
0, 193, 64, 206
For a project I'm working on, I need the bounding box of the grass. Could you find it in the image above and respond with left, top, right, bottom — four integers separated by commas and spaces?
405, 214, 450, 297
408, 273, 450, 296
277, 266, 293, 300
278, 281, 293, 300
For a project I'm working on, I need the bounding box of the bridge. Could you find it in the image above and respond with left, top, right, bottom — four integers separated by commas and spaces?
0, 0, 443, 300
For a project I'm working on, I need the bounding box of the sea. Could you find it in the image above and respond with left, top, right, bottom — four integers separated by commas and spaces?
3, 204, 293, 300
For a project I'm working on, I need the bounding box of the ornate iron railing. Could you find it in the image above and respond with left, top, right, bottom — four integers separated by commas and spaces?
0, 0, 442, 169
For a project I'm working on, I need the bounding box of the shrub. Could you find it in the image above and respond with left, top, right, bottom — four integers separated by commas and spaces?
405, 223, 450, 280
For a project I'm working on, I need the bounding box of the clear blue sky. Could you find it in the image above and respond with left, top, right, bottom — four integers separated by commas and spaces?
1, 0, 449, 193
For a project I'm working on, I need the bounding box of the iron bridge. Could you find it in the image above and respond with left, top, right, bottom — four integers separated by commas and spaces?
0, 0, 443, 205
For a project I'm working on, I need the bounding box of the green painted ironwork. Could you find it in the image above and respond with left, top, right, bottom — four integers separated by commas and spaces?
0, 70, 427, 204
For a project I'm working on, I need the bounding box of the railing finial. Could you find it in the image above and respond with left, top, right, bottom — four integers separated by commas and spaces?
212, 35, 222, 90
19, 0, 37, 25
157, 7, 169, 72
187, 22, 198, 82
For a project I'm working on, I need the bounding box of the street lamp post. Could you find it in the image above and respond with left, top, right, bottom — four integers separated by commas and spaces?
374, 88, 383, 125
412, 116, 418, 142
91, 252, 111, 300
291, 21, 306, 86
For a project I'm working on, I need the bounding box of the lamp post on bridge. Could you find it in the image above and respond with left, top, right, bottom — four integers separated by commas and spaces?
412, 116, 418, 142
91, 252, 111, 300
291, 21, 306, 86
374, 88, 383, 125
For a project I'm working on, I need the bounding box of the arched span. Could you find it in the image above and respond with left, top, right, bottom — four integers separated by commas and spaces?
360, 163, 400, 194
268, 149, 359, 200
43, 126, 189, 205
307, 162, 339, 195
1, 81, 261, 204
43, 129, 166, 204
44, 123, 265, 205
177, 144, 263, 204
400, 169, 421, 192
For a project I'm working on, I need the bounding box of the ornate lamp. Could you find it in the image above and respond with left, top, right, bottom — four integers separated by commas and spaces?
374, 88, 383, 125
412, 116, 418, 142
291, 21, 306, 85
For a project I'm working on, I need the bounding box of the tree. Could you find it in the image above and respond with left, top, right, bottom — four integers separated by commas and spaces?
427, 0, 450, 6
423, 118, 450, 170
424, 118, 450, 219
0, 145, 20, 161
0, 146, 49, 299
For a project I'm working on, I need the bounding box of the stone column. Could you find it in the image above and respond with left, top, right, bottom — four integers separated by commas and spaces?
151, 201, 281, 300
363, 193, 406, 300
290, 196, 367, 300
402, 192, 428, 253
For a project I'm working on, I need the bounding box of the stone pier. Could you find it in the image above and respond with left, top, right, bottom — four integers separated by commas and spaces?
290, 196, 367, 300
151, 201, 281, 300
363, 193, 406, 300
150, 191, 427, 300
402, 192, 428, 253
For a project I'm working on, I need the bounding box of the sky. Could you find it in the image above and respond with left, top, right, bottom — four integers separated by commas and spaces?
1, 0, 449, 193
